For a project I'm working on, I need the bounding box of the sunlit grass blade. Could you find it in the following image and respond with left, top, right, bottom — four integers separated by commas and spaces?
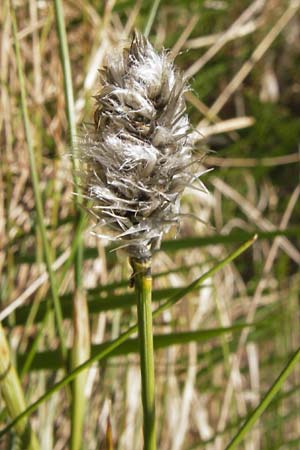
70, 289, 90, 450
0, 236, 256, 438
20, 309, 51, 378
0, 323, 40, 449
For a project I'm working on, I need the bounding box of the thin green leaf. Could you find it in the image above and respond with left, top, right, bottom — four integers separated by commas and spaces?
11, 5, 66, 361
53, 1, 89, 448
144, 0, 161, 37
13, 227, 300, 265
0, 236, 256, 438
225, 347, 300, 450
19, 323, 255, 371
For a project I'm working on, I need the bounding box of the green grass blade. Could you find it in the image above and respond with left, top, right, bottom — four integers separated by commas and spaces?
19, 323, 256, 371
0, 236, 256, 438
0, 323, 40, 449
10, 286, 207, 326
187, 384, 300, 449
11, 5, 66, 361
144, 0, 161, 38
13, 227, 300, 265
225, 347, 300, 450
20, 309, 51, 378
53, 1, 89, 448
154, 235, 257, 317
161, 228, 300, 252
53, 0, 76, 154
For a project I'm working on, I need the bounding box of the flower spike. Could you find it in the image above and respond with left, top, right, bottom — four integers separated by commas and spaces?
78, 32, 203, 259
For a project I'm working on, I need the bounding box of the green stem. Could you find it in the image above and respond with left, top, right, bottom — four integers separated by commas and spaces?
53, 0, 76, 155
53, 2, 89, 449
11, 4, 67, 362
131, 258, 157, 450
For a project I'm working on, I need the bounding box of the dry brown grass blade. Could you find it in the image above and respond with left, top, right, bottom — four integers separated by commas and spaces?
0, 249, 70, 321
184, 0, 266, 80
197, 117, 255, 138
170, 15, 199, 59
206, 153, 300, 167
185, 18, 262, 50
75, 0, 116, 117
212, 177, 300, 263
201, 0, 300, 122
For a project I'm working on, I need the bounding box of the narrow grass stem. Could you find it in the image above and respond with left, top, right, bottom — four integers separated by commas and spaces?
53, 0, 76, 156
20, 308, 51, 379
131, 258, 157, 450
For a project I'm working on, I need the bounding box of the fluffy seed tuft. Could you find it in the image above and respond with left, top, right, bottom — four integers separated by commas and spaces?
78, 32, 203, 259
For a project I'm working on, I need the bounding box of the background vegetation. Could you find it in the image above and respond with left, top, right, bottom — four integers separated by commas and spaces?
1, 0, 300, 449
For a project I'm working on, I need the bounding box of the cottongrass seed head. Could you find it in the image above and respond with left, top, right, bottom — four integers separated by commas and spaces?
78, 32, 203, 260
